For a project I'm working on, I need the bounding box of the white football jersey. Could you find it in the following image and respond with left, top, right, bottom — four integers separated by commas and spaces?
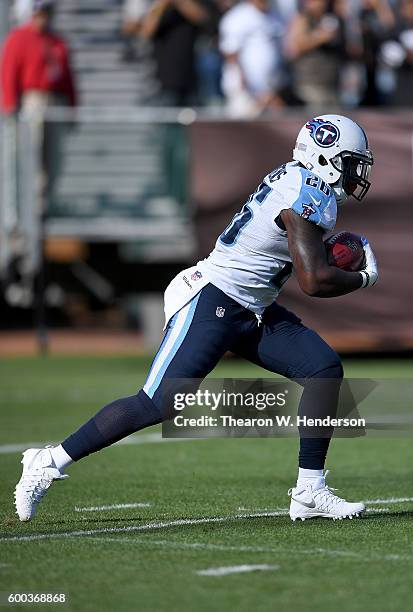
198, 161, 337, 314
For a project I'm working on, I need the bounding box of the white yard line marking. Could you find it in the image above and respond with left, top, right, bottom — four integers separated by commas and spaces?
87, 537, 284, 552
74, 503, 151, 512
1, 503, 411, 546
0, 442, 52, 454
0, 511, 287, 542
366, 508, 390, 513
363, 497, 413, 504
4, 526, 413, 562
89, 538, 413, 563
2, 512, 412, 562
237, 498, 413, 513
0, 433, 194, 455
115, 537, 413, 562
195, 564, 279, 577
115, 433, 163, 446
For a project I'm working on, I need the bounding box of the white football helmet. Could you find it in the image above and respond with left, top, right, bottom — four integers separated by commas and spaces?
293, 114, 374, 205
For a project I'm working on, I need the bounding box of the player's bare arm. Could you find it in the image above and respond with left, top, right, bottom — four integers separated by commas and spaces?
281, 208, 363, 298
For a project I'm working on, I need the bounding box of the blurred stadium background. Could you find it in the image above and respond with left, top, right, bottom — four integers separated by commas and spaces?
1, 5, 413, 609
0, 0, 413, 357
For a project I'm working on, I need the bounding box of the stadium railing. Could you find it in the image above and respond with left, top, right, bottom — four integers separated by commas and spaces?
0, 106, 202, 286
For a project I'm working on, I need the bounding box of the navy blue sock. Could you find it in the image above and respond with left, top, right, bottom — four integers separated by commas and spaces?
62, 390, 161, 461
298, 438, 331, 470
298, 362, 343, 470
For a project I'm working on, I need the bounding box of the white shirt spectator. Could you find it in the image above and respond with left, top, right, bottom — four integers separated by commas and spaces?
13, 0, 33, 24
122, 0, 149, 22
219, 1, 284, 99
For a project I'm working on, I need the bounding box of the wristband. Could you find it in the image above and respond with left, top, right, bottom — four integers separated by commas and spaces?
359, 270, 370, 288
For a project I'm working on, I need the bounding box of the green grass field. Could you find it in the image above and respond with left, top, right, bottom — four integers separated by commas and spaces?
1, 357, 412, 612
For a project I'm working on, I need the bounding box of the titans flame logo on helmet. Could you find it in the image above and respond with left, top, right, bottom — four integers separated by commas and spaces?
306, 118, 340, 148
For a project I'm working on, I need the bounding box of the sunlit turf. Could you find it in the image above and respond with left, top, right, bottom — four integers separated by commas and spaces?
1, 356, 412, 611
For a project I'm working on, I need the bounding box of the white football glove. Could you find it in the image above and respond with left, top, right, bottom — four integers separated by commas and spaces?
359, 236, 378, 288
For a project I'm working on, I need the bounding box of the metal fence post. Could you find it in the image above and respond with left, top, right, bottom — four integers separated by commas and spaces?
19, 113, 49, 354
0, 116, 18, 280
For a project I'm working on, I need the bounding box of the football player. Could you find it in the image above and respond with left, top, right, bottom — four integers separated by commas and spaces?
15, 114, 378, 522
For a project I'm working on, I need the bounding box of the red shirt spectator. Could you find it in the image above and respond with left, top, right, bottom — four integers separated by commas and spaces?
1, 10, 76, 113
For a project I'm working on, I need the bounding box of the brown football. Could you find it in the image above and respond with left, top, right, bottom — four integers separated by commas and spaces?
325, 231, 365, 272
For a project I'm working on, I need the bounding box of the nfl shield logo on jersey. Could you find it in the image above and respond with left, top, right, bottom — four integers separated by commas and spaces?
216, 307, 225, 318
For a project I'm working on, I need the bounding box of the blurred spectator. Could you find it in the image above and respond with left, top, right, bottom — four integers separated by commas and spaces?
1, 0, 76, 116
121, 0, 151, 61
196, 0, 224, 106
359, 0, 395, 105
271, 0, 298, 23
332, 0, 366, 106
141, 0, 212, 105
381, 0, 413, 105
12, 0, 34, 24
219, 0, 286, 117
286, 0, 347, 108
1, 0, 76, 204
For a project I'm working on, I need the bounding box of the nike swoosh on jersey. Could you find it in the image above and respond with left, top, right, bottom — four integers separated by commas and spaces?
309, 194, 322, 207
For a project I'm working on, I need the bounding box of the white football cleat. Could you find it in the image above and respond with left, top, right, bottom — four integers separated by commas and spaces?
288, 471, 365, 521
14, 447, 68, 522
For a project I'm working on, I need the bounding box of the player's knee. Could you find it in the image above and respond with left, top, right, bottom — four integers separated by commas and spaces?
139, 387, 177, 422
315, 352, 343, 380
138, 389, 164, 421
